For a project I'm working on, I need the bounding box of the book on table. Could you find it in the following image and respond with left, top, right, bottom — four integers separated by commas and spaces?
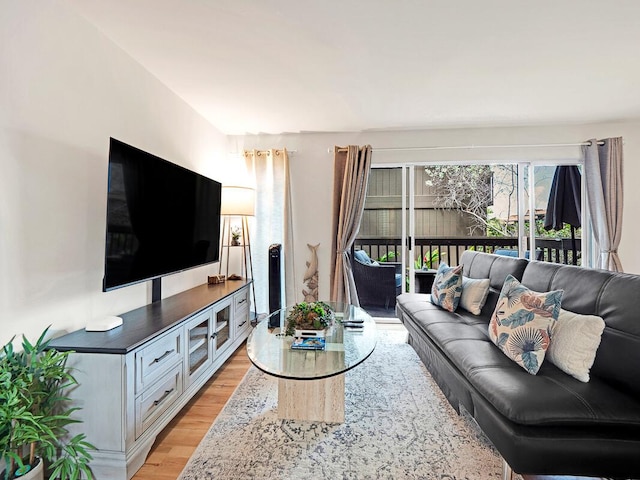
291, 337, 326, 350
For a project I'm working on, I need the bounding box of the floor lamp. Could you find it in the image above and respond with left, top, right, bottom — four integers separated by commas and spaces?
219, 186, 257, 320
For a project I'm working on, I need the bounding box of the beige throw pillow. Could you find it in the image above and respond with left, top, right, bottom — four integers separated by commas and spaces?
547, 309, 605, 382
459, 277, 490, 315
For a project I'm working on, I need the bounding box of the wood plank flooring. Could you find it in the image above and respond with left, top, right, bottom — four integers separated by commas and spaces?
132, 344, 251, 480
131, 325, 601, 480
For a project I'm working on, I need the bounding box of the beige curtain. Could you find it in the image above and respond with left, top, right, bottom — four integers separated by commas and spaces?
244, 149, 296, 313
583, 137, 624, 272
330, 145, 372, 305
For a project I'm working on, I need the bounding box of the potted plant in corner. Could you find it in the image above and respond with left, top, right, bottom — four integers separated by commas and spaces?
0, 327, 94, 480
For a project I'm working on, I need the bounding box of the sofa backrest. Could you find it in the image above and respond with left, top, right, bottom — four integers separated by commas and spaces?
459, 250, 529, 318
461, 250, 528, 288
521, 260, 640, 397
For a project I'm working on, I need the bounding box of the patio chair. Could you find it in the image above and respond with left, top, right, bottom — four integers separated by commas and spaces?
351, 250, 402, 309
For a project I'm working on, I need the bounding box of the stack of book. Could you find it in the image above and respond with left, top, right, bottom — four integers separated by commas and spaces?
291, 337, 326, 350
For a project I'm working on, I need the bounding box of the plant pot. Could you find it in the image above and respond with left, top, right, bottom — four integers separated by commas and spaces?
2, 457, 44, 480
294, 325, 333, 338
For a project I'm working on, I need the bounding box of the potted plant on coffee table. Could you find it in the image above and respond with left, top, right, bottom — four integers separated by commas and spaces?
0, 327, 94, 480
284, 301, 334, 337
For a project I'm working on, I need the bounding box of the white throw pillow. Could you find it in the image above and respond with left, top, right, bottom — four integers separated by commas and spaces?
459, 277, 490, 315
547, 309, 605, 382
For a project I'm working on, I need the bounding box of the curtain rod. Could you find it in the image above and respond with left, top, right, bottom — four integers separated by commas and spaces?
243, 149, 296, 157
329, 140, 605, 154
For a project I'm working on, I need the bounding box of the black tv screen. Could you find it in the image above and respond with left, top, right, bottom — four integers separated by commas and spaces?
103, 138, 222, 291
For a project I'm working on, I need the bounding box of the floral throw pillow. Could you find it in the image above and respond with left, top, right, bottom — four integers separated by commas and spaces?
430, 263, 463, 312
489, 275, 564, 375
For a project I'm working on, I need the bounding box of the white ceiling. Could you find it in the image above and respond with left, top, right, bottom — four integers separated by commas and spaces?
66, 0, 640, 135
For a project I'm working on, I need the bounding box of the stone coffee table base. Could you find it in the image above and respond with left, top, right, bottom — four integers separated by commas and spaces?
277, 374, 345, 423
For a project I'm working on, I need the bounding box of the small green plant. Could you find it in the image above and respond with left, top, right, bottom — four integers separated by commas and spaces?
285, 301, 334, 336
415, 248, 443, 270
376, 251, 398, 262
231, 226, 241, 245
0, 328, 95, 480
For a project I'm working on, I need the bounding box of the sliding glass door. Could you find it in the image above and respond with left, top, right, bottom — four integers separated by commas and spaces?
357, 160, 584, 295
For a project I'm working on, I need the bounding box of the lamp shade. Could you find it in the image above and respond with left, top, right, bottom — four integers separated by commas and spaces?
221, 186, 255, 216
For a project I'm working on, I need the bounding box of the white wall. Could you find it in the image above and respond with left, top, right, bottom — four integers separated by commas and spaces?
0, 0, 229, 345
2, 1, 638, 346
231, 122, 640, 303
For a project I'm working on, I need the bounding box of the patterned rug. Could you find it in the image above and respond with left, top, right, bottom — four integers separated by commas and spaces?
179, 330, 516, 480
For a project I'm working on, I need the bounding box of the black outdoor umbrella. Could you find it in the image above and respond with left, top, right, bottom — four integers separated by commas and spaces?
544, 165, 581, 264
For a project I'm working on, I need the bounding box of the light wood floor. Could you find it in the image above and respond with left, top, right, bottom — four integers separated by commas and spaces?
131, 325, 601, 480
132, 344, 252, 480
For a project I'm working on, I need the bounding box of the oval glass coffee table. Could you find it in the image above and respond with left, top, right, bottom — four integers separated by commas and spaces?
247, 302, 377, 423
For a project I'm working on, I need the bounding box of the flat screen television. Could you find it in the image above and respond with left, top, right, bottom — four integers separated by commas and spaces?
103, 138, 222, 293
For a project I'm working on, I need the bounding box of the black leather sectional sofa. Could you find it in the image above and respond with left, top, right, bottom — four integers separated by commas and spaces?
395, 250, 640, 479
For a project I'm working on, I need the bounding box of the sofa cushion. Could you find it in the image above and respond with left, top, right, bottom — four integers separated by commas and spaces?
489, 275, 563, 375
459, 277, 490, 315
398, 295, 492, 340
466, 358, 640, 427
547, 309, 605, 383
460, 250, 528, 291
430, 263, 463, 312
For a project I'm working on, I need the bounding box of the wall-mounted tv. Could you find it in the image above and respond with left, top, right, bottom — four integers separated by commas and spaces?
103, 138, 221, 292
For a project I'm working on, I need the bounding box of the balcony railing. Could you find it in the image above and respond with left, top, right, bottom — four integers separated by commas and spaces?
354, 236, 581, 267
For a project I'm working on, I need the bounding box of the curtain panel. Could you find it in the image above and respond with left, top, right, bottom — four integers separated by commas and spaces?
583, 137, 624, 272
330, 145, 372, 305
244, 149, 296, 313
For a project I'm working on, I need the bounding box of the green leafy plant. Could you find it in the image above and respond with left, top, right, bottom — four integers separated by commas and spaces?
0, 328, 94, 480
231, 226, 242, 245
415, 248, 442, 270
285, 302, 334, 336
376, 251, 397, 262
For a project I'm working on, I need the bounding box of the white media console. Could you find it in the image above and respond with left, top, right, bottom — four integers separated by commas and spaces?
48, 280, 252, 480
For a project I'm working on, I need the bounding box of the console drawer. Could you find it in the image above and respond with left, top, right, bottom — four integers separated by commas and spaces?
236, 305, 251, 338
234, 288, 250, 311
135, 327, 182, 394
135, 363, 183, 439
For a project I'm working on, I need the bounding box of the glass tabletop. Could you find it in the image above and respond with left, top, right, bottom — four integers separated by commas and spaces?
246, 302, 377, 380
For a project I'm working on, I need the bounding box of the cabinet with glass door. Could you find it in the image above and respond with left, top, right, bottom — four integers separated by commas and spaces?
213, 297, 233, 357
184, 308, 214, 386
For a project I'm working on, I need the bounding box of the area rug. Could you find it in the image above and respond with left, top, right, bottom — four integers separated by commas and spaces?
179, 331, 517, 479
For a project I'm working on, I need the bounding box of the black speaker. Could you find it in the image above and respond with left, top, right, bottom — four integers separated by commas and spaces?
268, 244, 282, 327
